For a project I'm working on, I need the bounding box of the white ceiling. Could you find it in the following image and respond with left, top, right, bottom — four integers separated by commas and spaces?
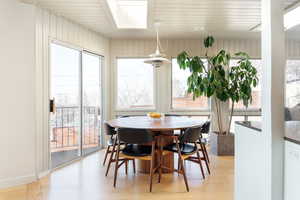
22, 0, 300, 39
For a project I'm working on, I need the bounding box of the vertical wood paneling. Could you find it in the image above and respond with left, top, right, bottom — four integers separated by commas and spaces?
35, 7, 43, 175
42, 9, 50, 172
111, 38, 266, 58
35, 7, 110, 175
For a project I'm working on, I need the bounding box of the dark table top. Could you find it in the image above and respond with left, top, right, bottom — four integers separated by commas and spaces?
108, 116, 204, 131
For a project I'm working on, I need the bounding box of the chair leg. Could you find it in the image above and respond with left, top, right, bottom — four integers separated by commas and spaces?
158, 137, 163, 183
125, 160, 128, 175
179, 155, 189, 192
175, 139, 189, 192
113, 140, 121, 187
149, 141, 155, 192
105, 139, 116, 176
132, 159, 136, 174
201, 143, 210, 174
177, 154, 180, 176
103, 145, 110, 166
196, 143, 205, 179
203, 143, 210, 163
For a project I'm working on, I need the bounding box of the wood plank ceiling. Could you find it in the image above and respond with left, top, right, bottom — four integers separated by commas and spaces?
22, 0, 300, 39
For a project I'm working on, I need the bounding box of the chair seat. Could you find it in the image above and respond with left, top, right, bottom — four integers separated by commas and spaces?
164, 143, 197, 155
107, 138, 124, 146
122, 144, 152, 157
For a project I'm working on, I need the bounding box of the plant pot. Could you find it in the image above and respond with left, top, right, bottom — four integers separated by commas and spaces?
209, 131, 235, 156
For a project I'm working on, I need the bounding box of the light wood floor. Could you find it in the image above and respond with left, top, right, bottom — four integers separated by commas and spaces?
0, 150, 234, 200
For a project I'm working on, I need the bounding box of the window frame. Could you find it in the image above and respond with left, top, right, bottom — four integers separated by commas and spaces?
114, 57, 157, 112
170, 57, 210, 112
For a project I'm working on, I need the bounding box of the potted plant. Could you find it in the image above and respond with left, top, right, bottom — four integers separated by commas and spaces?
177, 36, 258, 155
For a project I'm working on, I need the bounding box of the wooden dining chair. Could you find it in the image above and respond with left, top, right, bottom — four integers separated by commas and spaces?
162, 126, 206, 192
164, 114, 182, 117
103, 121, 117, 166
198, 121, 211, 172
113, 128, 158, 192
118, 115, 145, 118
103, 122, 133, 177
118, 115, 131, 118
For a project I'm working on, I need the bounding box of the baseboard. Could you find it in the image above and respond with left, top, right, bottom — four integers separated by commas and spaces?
38, 170, 50, 179
0, 174, 36, 189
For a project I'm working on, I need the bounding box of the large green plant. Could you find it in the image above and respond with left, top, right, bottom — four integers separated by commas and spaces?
177, 36, 258, 135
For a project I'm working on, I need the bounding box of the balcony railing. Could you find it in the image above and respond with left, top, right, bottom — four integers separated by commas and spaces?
50, 106, 101, 152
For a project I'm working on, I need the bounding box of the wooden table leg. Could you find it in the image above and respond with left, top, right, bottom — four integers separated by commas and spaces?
137, 131, 174, 174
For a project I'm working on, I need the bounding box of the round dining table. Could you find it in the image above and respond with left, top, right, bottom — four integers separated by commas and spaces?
107, 116, 204, 173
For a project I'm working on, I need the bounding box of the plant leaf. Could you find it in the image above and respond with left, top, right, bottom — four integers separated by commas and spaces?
204, 36, 215, 48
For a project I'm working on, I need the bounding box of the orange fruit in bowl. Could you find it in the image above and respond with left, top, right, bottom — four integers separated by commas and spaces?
148, 112, 162, 118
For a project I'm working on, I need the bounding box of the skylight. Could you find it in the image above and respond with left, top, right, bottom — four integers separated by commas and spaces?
284, 5, 300, 30
106, 0, 148, 29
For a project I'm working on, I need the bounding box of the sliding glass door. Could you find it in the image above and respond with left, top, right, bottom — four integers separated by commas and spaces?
50, 43, 81, 168
49, 43, 103, 168
82, 52, 102, 155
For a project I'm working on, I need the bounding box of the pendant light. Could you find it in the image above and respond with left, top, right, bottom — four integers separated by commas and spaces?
144, 22, 170, 67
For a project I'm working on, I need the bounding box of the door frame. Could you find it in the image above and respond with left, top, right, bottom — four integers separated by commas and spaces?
48, 39, 105, 169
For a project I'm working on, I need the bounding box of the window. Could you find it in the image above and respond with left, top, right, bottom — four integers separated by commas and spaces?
286, 59, 300, 108
171, 58, 209, 110
117, 58, 154, 110
230, 59, 262, 110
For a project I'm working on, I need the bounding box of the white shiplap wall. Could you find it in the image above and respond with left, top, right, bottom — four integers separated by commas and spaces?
111, 38, 300, 62
35, 7, 110, 175
0, 0, 36, 189
111, 38, 262, 58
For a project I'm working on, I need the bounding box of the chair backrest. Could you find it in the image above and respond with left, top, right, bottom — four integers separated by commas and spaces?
117, 128, 154, 144
104, 121, 116, 136
118, 115, 145, 118
179, 126, 201, 143
165, 114, 182, 117
118, 115, 130, 118
200, 121, 210, 133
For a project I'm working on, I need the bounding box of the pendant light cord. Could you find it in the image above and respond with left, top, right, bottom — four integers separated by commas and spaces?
155, 24, 164, 54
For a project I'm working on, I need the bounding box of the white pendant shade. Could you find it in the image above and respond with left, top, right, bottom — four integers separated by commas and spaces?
144, 23, 170, 67
144, 55, 171, 68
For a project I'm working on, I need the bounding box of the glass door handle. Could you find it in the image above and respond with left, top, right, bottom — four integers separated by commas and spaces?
97, 107, 101, 121
50, 98, 56, 113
